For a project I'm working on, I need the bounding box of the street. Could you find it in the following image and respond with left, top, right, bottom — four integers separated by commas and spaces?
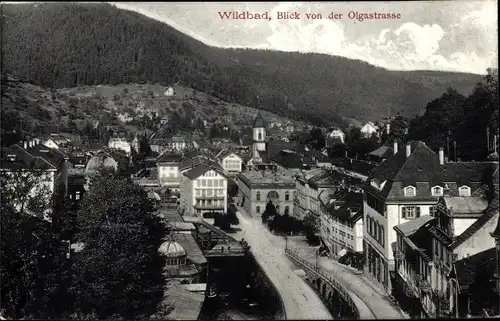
233, 207, 333, 320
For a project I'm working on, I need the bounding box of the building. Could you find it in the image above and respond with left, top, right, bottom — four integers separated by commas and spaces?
117, 113, 133, 124
319, 189, 364, 257
363, 141, 499, 294
179, 163, 228, 217
108, 137, 132, 156
157, 151, 183, 192
284, 123, 295, 134
85, 149, 120, 177
1, 140, 69, 220
368, 145, 394, 163
393, 169, 499, 319
164, 86, 175, 97
216, 150, 244, 174
360, 122, 379, 138
235, 169, 296, 218
251, 113, 267, 163
294, 168, 340, 220
68, 174, 86, 203
150, 135, 189, 154
131, 134, 140, 153
326, 128, 346, 144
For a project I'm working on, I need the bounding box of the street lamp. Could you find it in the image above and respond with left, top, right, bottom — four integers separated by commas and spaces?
285, 234, 288, 251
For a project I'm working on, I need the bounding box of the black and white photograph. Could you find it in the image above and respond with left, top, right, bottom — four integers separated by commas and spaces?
0, 1, 498, 320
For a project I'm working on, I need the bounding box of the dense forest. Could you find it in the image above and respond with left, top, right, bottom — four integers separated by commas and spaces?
1, 2, 482, 126
408, 68, 499, 161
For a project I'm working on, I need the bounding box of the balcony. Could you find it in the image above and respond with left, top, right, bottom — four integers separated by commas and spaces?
394, 248, 405, 261
417, 275, 431, 292
195, 195, 225, 200
194, 204, 225, 210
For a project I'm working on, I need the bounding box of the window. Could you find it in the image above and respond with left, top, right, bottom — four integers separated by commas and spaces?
285, 192, 290, 201
207, 179, 213, 187
256, 192, 261, 201
258, 133, 262, 140
276, 205, 280, 213
459, 185, 471, 197
285, 206, 290, 215
430, 206, 438, 216
404, 186, 416, 197
256, 206, 261, 213
431, 186, 443, 197
366, 193, 386, 216
402, 206, 420, 219
201, 179, 206, 187
196, 190, 201, 196
75, 191, 81, 200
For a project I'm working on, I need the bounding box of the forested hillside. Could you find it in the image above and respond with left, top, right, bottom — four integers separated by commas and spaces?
1, 2, 483, 125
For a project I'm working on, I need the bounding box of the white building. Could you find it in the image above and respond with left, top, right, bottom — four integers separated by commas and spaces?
179, 163, 228, 217
108, 137, 132, 156
164, 86, 175, 97
326, 128, 346, 144
360, 122, 379, 138
1, 140, 69, 221
251, 113, 267, 163
363, 140, 499, 295
216, 150, 243, 174
157, 151, 183, 192
118, 113, 133, 124
319, 189, 364, 256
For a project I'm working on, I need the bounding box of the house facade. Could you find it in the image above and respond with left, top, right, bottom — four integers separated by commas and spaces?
363, 142, 450, 293
235, 169, 296, 218
216, 150, 243, 174
179, 164, 228, 217
319, 189, 364, 257
326, 128, 346, 144
108, 137, 132, 156
157, 152, 183, 192
360, 122, 379, 138
1, 140, 69, 221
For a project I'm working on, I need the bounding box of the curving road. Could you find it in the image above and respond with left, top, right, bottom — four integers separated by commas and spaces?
232, 207, 332, 320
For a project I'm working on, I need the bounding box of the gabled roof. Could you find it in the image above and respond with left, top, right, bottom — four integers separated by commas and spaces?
217, 149, 243, 161
183, 163, 226, 180
1, 143, 66, 171
253, 112, 265, 128
368, 145, 394, 158
324, 191, 364, 223
157, 151, 183, 163
451, 183, 499, 249
394, 215, 435, 236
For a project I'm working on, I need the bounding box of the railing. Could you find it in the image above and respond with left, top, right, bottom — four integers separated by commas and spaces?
417, 275, 431, 292
285, 248, 360, 319
394, 248, 405, 261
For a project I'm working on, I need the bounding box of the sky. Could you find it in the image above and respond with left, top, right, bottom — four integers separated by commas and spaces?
110, 1, 498, 75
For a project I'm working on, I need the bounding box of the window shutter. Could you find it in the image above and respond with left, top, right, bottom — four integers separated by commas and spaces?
416, 207, 421, 217
402, 207, 406, 219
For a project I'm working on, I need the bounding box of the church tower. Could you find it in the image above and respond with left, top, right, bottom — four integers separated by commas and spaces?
252, 113, 266, 161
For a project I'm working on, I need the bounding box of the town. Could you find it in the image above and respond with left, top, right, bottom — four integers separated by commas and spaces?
1, 2, 498, 320
1, 76, 499, 319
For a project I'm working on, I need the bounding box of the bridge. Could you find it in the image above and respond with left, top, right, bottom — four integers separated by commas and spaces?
185, 217, 250, 258
286, 248, 376, 319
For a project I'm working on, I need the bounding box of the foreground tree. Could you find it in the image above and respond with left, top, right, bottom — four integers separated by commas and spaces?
71, 168, 164, 319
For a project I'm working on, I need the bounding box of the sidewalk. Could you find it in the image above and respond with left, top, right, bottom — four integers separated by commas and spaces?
287, 236, 407, 319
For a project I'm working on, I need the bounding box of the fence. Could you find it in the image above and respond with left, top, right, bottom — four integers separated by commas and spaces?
285, 248, 360, 319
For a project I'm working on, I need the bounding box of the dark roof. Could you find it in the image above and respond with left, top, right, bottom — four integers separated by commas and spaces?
403, 218, 436, 262
179, 155, 220, 171
368, 145, 394, 158
1, 143, 66, 171
163, 285, 205, 320
394, 215, 435, 236
183, 163, 226, 180
324, 191, 364, 223
157, 151, 183, 163
365, 141, 498, 201
68, 174, 86, 186
216, 149, 242, 161
271, 150, 304, 169
253, 112, 265, 128
451, 247, 497, 289
172, 233, 207, 265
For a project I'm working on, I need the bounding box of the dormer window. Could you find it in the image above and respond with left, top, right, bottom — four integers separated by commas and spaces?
431, 186, 444, 197
458, 185, 471, 197
370, 179, 387, 191
404, 186, 416, 197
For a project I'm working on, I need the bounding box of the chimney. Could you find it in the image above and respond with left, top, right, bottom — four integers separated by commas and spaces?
406, 142, 411, 158
386, 123, 390, 135
23, 141, 28, 149
439, 147, 444, 165
393, 140, 398, 155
